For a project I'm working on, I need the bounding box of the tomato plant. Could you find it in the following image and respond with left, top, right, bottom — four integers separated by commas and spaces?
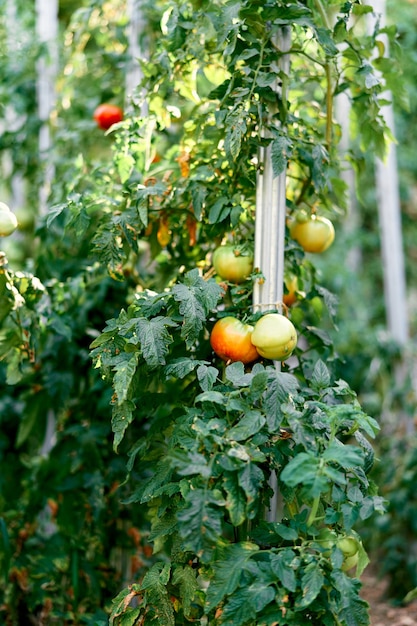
93, 103, 124, 130
0, 0, 405, 624
251, 312, 297, 361
210, 316, 259, 364
290, 214, 335, 253
212, 244, 254, 284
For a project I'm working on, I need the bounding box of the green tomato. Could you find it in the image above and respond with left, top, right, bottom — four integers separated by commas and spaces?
337, 536, 360, 558
341, 551, 359, 572
0, 202, 18, 237
250, 313, 297, 361
212, 245, 253, 284
290, 215, 335, 253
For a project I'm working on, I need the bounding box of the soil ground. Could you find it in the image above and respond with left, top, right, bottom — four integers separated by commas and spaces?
361, 567, 417, 626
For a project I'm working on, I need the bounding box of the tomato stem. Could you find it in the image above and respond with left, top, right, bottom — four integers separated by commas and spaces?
307, 494, 321, 527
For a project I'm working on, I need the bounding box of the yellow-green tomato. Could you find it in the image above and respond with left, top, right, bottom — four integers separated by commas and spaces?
337, 536, 360, 558
341, 551, 359, 572
0, 202, 18, 237
212, 245, 253, 284
290, 215, 335, 253
250, 313, 297, 361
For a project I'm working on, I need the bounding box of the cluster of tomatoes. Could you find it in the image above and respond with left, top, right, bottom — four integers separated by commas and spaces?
90, 105, 335, 367
210, 209, 335, 365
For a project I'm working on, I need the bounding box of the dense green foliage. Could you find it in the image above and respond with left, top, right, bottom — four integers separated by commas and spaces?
0, 0, 415, 623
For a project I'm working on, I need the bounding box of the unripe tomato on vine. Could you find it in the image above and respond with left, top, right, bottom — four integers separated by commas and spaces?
0, 201, 18, 237
251, 313, 297, 361
289, 213, 335, 253
212, 244, 253, 284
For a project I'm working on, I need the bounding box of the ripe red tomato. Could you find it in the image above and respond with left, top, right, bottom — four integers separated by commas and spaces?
290, 215, 335, 253
210, 317, 259, 364
250, 313, 297, 361
0, 201, 18, 237
212, 245, 253, 284
93, 104, 124, 130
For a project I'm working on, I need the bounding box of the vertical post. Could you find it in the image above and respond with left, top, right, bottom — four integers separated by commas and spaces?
253, 27, 291, 522
253, 27, 291, 314
3, 0, 26, 211
36, 0, 59, 216
370, 0, 408, 345
368, 0, 411, 433
334, 90, 361, 273
36, 0, 59, 454
125, 0, 148, 116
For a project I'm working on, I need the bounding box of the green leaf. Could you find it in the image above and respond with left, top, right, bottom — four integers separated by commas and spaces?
322, 441, 364, 470
140, 563, 175, 626
238, 462, 264, 503
171, 565, 200, 619
139, 460, 173, 503
225, 361, 253, 387
136, 316, 177, 369
165, 357, 200, 379
177, 488, 225, 558
46, 203, 66, 228
197, 363, 219, 391
112, 400, 135, 450
170, 449, 211, 478
205, 542, 259, 610
224, 109, 247, 161
264, 370, 299, 431
113, 351, 139, 403
224, 472, 246, 526
195, 390, 227, 406
172, 270, 221, 347
313, 26, 339, 56
227, 411, 266, 442
190, 182, 207, 220
280, 452, 327, 496
311, 359, 331, 390
271, 135, 292, 178
208, 197, 230, 224
296, 561, 324, 608
16, 393, 48, 448
115, 152, 135, 184
270, 548, 298, 592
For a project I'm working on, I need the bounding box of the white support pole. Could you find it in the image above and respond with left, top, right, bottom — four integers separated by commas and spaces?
3, 0, 26, 211
334, 90, 361, 273
36, 0, 58, 454
253, 27, 291, 522
368, 0, 411, 434
125, 0, 148, 116
370, 0, 408, 346
36, 0, 59, 216
253, 27, 291, 314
